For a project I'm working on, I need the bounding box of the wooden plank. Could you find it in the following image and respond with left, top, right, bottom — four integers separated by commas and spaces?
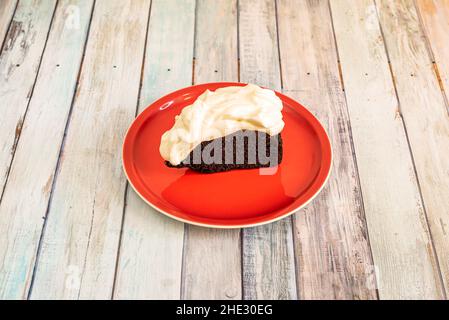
113, 0, 195, 299
377, 0, 449, 297
181, 0, 241, 300
194, 0, 238, 83
277, 0, 377, 299
29, 0, 151, 299
329, 0, 444, 299
0, 0, 94, 300
416, 0, 449, 101
239, 0, 297, 300
0, 0, 17, 49
0, 0, 56, 203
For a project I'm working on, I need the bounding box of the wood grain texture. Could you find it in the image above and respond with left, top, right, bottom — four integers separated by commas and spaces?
0, 0, 17, 49
194, 0, 238, 83
330, 0, 444, 299
181, 0, 242, 300
277, 0, 377, 300
113, 0, 195, 300
377, 0, 449, 296
0, 0, 56, 201
0, 0, 94, 300
29, 0, 151, 299
416, 0, 449, 101
239, 0, 297, 300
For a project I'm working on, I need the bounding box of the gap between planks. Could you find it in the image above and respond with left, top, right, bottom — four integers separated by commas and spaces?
0, 0, 58, 205
413, 0, 449, 114
111, 0, 153, 299
326, 0, 380, 299
0, 0, 19, 54
28, 1, 98, 298
329, 0, 446, 298
29, 0, 152, 299
3, 0, 446, 299
375, 0, 449, 296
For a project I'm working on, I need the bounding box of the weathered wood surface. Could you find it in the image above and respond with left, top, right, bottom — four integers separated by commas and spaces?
114, 0, 195, 300
0, 0, 56, 201
182, 0, 242, 300
239, 0, 297, 300
0, 0, 94, 300
0, 0, 448, 300
29, 0, 151, 299
277, 0, 377, 300
416, 0, 449, 102
0, 0, 17, 50
330, 0, 444, 299
377, 0, 449, 296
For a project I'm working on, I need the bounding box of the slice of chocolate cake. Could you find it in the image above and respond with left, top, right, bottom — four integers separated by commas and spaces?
160, 84, 285, 173
165, 130, 283, 173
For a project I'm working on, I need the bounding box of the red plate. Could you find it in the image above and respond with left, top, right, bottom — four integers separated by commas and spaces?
123, 83, 332, 228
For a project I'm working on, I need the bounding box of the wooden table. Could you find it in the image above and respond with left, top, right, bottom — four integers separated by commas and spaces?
0, 0, 448, 300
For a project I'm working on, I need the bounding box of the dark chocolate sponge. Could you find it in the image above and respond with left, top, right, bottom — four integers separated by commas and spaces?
165, 130, 283, 173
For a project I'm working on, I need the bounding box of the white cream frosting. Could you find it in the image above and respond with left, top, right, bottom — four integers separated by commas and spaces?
160, 84, 285, 165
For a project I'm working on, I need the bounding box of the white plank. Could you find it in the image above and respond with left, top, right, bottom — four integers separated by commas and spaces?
0, 0, 56, 201
30, 0, 151, 299
181, 0, 241, 300
329, 0, 444, 299
416, 0, 449, 101
277, 0, 377, 299
113, 0, 195, 299
183, 229, 241, 299
377, 0, 449, 297
239, 0, 297, 299
0, 0, 94, 300
194, 0, 238, 83
0, 0, 17, 48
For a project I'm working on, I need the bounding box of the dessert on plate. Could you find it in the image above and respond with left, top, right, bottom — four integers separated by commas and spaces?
159, 84, 285, 173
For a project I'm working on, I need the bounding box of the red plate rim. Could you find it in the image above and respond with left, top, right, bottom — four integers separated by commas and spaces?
122, 82, 333, 228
